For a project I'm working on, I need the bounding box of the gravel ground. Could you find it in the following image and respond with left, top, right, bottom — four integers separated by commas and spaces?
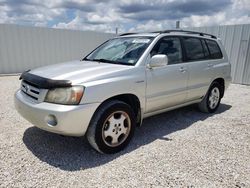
0, 76, 249, 187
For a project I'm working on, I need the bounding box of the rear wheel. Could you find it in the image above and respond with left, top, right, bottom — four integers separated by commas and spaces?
198, 82, 223, 113
87, 100, 136, 154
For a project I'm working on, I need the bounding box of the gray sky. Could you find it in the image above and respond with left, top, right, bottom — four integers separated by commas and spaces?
0, 0, 249, 33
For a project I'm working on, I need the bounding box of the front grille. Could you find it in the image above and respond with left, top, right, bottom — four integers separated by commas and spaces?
21, 81, 40, 101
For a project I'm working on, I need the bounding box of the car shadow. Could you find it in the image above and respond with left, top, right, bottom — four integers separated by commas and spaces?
23, 103, 231, 171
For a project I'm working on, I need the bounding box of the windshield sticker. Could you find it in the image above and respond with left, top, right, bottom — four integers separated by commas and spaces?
132, 39, 150, 44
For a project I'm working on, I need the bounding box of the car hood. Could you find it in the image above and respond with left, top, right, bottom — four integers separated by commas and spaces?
29, 60, 132, 84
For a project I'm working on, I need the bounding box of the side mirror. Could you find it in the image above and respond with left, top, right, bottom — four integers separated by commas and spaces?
148, 54, 168, 68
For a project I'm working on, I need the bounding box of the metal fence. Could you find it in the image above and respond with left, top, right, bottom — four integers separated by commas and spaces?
0, 24, 115, 74
188, 24, 250, 85
1, 24, 249, 85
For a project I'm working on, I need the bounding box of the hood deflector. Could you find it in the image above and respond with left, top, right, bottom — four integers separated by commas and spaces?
19, 71, 72, 89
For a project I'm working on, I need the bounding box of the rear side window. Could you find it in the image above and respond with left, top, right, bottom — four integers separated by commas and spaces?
183, 37, 204, 61
206, 40, 223, 59
201, 39, 210, 59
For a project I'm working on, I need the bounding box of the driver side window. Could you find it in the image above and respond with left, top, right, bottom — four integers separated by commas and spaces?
150, 37, 182, 65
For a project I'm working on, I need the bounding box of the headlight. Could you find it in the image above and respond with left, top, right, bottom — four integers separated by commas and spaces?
45, 86, 84, 105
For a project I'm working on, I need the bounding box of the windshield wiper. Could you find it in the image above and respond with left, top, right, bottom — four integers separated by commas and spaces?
88, 58, 133, 66
91, 58, 116, 63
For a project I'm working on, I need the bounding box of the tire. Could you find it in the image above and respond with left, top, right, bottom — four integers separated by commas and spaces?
198, 82, 223, 113
86, 100, 136, 154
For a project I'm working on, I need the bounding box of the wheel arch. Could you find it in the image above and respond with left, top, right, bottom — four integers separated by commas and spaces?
212, 78, 225, 98
93, 93, 142, 126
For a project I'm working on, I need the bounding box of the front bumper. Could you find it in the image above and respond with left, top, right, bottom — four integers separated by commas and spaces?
15, 90, 100, 136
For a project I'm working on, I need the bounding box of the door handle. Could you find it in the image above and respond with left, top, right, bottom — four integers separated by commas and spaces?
179, 67, 187, 73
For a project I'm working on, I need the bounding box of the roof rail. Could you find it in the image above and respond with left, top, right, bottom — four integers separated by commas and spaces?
119, 32, 137, 36
153, 29, 217, 39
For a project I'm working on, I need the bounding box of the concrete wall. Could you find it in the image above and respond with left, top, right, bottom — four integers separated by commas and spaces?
188, 24, 250, 85
0, 24, 115, 74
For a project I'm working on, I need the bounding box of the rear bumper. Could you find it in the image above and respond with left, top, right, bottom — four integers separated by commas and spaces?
15, 90, 100, 136
225, 76, 232, 90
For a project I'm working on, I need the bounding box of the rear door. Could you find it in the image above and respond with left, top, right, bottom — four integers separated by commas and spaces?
145, 36, 188, 113
182, 37, 213, 101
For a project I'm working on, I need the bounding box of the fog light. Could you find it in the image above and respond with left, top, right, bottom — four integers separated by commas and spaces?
45, 114, 57, 126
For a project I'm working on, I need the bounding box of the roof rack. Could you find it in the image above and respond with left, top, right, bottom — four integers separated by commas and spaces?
119, 32, 138, 36
153, 29, 217, 39
119, 30, 217, 39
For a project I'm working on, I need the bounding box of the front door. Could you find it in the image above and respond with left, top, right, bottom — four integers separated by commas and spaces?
145, 37, 188, 113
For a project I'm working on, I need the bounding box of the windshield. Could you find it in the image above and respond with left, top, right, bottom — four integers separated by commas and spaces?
84, 37, 153, 65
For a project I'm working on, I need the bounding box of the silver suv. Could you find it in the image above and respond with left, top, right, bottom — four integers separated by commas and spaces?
15, 30, 231, 154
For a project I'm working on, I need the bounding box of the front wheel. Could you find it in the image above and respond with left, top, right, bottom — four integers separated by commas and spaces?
198, 82, 222, 113
87, 100, 136, 154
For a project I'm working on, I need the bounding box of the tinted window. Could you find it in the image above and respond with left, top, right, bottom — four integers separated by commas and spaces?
183, 37, 204, 61
201, 39, 210, 59
151, 37, 182, 64
206, 40, 223, 59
